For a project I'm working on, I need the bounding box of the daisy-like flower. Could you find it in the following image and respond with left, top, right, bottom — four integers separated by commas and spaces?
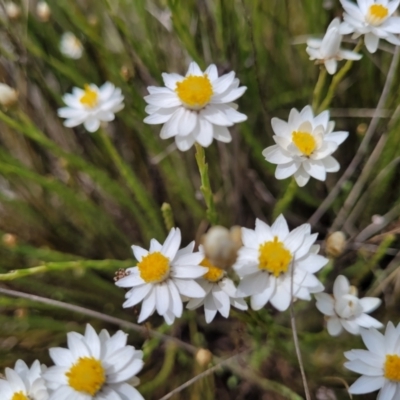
306, 18, 362, 74
262, 105, 348, 187
143, 61, 247, 151
115, 228, 207, 325
59, 32, 83, 59
43, 324, 144, 400
186, 248, 247, 323
234, 215, 327, 311
339, 0, 400, 53
58, 82, 124, 132
344, 322, 400, 399
315, 275, 382, 336
0, 359, 49, 400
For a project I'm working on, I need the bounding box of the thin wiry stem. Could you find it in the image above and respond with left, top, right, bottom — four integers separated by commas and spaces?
0, 287, 197, 354
308, 46, 400, 227
158, 353, 246, 400
290, 260, 311, 400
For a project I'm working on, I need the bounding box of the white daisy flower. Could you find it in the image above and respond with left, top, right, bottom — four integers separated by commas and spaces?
143, 61, 247, 151
339, 0, 400, 53
315, 275, 382, 336
0, 359, 49, 400
306, 18, 362, 74
58, 82, 125, 132
186, 251, 248, 323
43, 324, 144, 400
344, 322, 400, 399
59, 32, 83, 59
115, 228, 207, 325
233, 215, 327, 311
262, 105, 348, 187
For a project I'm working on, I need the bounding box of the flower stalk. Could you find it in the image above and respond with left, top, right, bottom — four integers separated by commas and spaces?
195, 143, 219, 225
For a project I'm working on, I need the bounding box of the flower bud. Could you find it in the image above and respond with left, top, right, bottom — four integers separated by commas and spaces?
0, 83, 18, 108
36, 1, 51, 22
201, 226, 240, 270
326, 231, 346, 257
5, 2, 21, 20
2, 233, 17, 247
195, 348, 212, 367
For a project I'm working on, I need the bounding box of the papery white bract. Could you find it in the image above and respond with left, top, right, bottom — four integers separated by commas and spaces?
44, 324, 144, 400
315, 275, 382, 336
306, 18, 362, 74
60, 32, 83, 59
58, 82, 124, 132
339, 0, 400, 53
143, 61, 247, 151
233, 215, 327, 311
0, 360, 49, 400
186, 250, 247, 323
262, 105, 348, 187
345, 322, 400, 399
116, 228, 207, 325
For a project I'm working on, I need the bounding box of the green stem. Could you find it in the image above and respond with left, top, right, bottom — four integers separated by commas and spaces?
312, 67, 327, 112
0, 259, 133, 281
272, 178, 297, 219
317, 40, 363, 113
161, 202, 175, 231
194, 144, 218, 225
97, 129, 165, 238
140, 342, 177, 395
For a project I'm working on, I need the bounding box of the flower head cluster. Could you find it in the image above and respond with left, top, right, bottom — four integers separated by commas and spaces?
58, 82, 124, 132
0, 360, 49, 400
143, 61, 247, 151
339, 0, 400, 53
345, 322, 400, 399
116, 227, 207, 325
262, 106, 348, 186
60, 32, 83, 59
0, 325, 144, 400
315, 275, 382, 336
306, 18, 362, 74
186, 245, 247, 323
233, 215, 327, 311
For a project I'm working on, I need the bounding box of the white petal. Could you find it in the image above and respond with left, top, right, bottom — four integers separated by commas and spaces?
236, 272, 268, 297
327, 317, 343, 336
161, 227, 181, 260
360, 297, 382, 313
250, 277, 275, 310
204, 64, 218, 81
271, 214, 290, 240
137, 290, 156, 322
315, 293, 335, 316
212, 125, 232, 142
365, 32, 380, 53
275, 161, 301, 179
269, 286, 291, 311
195, 117, 214, 147
322, 155, 340, 172
348, 375, 385, 394
186, 62, 203, 76
84, 118, 100, 132
175, 133, 196, 151
262, 145, 293, 164
212, 72, 235, 94
162, 73, 184, 90
303, 159, 326, 181
177, 109, 197, 136
294, 166, 311, 187
200, 106, 233, 126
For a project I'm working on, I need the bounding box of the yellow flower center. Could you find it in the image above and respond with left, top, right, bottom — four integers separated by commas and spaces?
175, 75, 213, 110
384, 354, 400, 381
258, 236, 292, 277
11, 392, 28, 400
292, 131, 316, 156
138, 252, 170, 283
201, 258, 224, 282
80, 84, 99, 108
66, 357, 106, 396
366, 4, 389, 25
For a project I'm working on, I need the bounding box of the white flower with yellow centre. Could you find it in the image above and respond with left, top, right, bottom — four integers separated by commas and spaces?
43, 324, 144, 400
344, 322, 400, 399
143, 61, 247, 151
186, 252, 248, 323
339, 0, 400, 53
59, 32, 83, 59
58, 82, 124, 132
0, 360, 49, 400
233, 215, 327, 311
306, 18, 362, 74
115, 228, 207, 325
262, 105, 348, 187
315, 275, 382, 336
